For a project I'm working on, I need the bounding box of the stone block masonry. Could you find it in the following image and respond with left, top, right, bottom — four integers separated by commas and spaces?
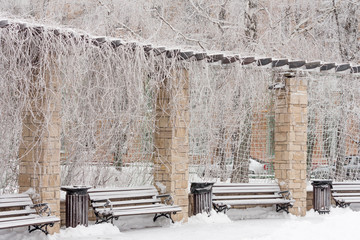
154, 68, 190, 222
19, 60, 61, 234
274, 73, 308, 216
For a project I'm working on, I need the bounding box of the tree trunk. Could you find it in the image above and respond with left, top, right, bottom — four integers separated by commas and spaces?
231, 113, 252, 183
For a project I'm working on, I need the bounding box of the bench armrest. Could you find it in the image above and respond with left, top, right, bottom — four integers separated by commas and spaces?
278, 190, 292, 200
156, 194, 174, 205
30, 203, 51, 216
104, 199, 113, 211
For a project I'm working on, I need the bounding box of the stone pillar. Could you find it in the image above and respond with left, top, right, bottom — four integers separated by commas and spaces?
19, 60, 61, 233
274, 73, 308, 216
154, 68, 190, 222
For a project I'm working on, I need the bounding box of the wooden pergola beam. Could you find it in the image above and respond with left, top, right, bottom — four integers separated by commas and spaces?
1, 19, 359, 74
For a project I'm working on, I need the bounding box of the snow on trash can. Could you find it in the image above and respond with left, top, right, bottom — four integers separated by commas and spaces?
311, 180, 332, 214
190, 182, 214, 215
61, 186, 91, 228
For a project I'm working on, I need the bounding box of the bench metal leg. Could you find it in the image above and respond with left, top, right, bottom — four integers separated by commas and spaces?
153, 212, 176, 223
335, 201, 349, 208
95, 216, 118, 224
276, 204, 290, 214
28, 222, 54, 235
213, 204, 229, 213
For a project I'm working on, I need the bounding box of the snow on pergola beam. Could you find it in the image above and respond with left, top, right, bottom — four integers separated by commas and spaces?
0, 19, 359, 74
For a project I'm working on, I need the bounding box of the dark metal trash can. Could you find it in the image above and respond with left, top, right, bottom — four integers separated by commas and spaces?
190, 182, 214, 215
312, 180, 332, 214
61, 186, 91, 228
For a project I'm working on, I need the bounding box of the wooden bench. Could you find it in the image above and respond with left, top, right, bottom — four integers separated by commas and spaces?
0, 193, 60, 235
212, 183, 295, 213
89, 186, 182, 224
332, 182, 360, 208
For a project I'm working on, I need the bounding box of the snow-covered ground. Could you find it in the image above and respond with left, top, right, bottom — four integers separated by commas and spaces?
1, 206, 360, 240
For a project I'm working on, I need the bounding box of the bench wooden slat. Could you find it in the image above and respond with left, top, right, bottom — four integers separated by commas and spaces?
333, 197, 360, 203
332, 185, 360, 191
213, 186, 280, 190
212, 188, 280, 194
88, 189, 157, 196
332, 182, 360, 185
0, 198, 32, 203
214, 183, 279, 187
89, 190, 158, 200
0, 216, 60, 230
88, 186, 156, 193
333, 196, 360, 201
0, 197, 32, 204
96, 204, 167, 213
0, 194, 30, 199
0, 209, 37, 217
332, 192, 360, 197
213, 199, 294, 206
213, 194, 282, 200
0, 215, 39, 223
92, 198, 161, 208
0, 201, 33, 208
112, 206, 182, 217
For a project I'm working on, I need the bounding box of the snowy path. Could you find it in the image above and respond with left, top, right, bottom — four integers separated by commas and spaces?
1, 207, 360, 240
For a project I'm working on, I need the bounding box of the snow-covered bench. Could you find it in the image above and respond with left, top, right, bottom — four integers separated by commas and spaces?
89, 186, 182, 224
332, 182, 360, 208
212, 183, 294, 213
0, 193, 60, 234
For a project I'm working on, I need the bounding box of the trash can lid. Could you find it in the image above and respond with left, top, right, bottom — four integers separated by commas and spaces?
311, 180, 333, 185
190, 182, 215, 194
61, 185, 92, 195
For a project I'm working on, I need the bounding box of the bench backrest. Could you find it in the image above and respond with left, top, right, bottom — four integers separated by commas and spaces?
88, 186, 161, 209
332, 182, 360, 192
213, 183, 281, 195
0, 193, 36, 218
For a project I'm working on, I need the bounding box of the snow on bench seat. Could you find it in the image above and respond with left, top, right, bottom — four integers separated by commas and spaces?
0, 193, 59, 234
0, 216, 59, 230
212, 183, 294, 213
213, 198, 295, 206
112, 206, 182, 217
89, 186, 181, 224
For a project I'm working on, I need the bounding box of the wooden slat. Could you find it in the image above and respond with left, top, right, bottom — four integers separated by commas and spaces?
213, 199, 294, 206
341, 199, 360, 203
334, 197, 360, 202
112, 206, 181, 217
0, 209, 36, 217
96, 204, 166, 213
0, 197, 32, 204
212, 194, 282, 200
89, 191, 157, 202
213, 183, 279, 187
0, 215, 38, 223
0, 194, 29, 199
0, 201, 33, 208
332, 192, 360, 197
92, 198, 160, 208
89, 189, 157, 196
0, 216, 59, 230
332, 186, 360, 191
332, 182, 360, 185
212, 187, 280, 194
88, 186, 155, 193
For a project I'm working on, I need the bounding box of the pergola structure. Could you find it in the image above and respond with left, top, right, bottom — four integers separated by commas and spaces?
1, 19, 359, 233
